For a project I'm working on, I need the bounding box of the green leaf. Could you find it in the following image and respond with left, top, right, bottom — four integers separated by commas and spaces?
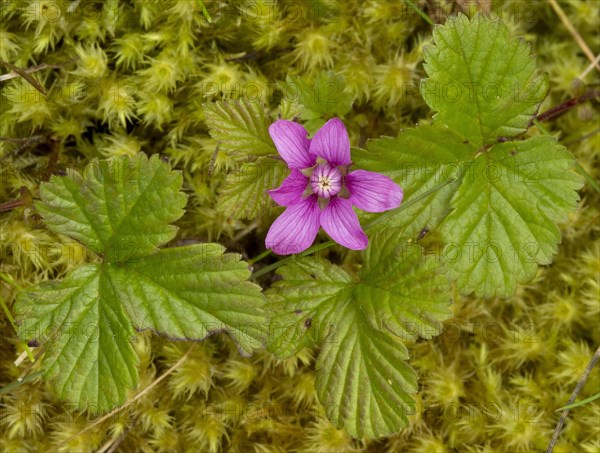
15, 154, 266, 413
351, 14, 582, 298
354, 125, 468, 237
109, 244, 265, 356
217, 158, 286, 219
267, 257, 353, 358
421, 13, 549, 147
15, 265, 138, 413
284, 71, 353, 133
36, 153, 187, 263
267, 231, 451, 437
316, 300, 416, 438
203, 99, 276, 158
439, 136, 582, 297
556, 392, 600, 411
357, 130, 581, 297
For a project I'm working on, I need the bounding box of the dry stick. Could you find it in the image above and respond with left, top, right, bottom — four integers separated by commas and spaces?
41, 138, 61, 182
0, 187, 33, 213
547, 345, 600, 453
548, 0, 600, 71
208, 143, 220, 176
0, 134, 50, 154
50, 344, 196, 452
0, 60, 47, 95
0, 135, 46, 143
533, 89, 600, 124
97, 424, 133, 453
0, 58, 77, 82
0, 62, 60, 82
579, 54, 600, 80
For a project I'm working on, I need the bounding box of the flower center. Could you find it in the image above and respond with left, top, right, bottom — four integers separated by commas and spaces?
310, 163, 342, 198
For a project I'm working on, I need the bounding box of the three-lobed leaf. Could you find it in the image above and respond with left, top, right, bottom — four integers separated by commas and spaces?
15, 153, 266, 413
355, 14, 582, 297
267, 231, 452, 437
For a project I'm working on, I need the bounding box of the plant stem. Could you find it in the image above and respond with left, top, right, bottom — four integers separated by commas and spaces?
0, 371, 43, 395
248, 248, 271, 265
198, 0, 212, 23
556, 391, 600, 412
534, 89, 600, 124
533, 119, 551, 136
547, 345, 600, 453
402, 0, 434, 25
251, 176, 457, 280
0, 296, 34, 362
548, 0, 600, 70
51, 344, 196, 453
0, 274, 35, 362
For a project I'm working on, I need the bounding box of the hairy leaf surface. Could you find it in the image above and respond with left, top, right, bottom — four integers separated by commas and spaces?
16, 154, 265, 413
36, 154, 187, 262
352, 14, 581, 297
217, 159, 286, 219
203, 99, 276, 157
422, 13, 549, 146
267, 231, 451, 437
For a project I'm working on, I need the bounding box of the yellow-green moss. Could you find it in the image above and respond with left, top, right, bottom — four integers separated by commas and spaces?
1, 0, 598, 451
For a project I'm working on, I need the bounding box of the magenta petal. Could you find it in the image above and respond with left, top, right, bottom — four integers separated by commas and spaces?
320, 197, 368, 250
269, 120, 316, 169
266, 195, 320, 255
268, 169, 308, 207
346, 170, 403, 213
308, 118, 352, 166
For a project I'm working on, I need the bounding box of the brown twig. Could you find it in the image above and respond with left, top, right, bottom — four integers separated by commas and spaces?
547, 345, 600, 453
0, 59, 75, 82
97, 424, 134, 453
0, 187, 33, 213
0, 136, 44, 144
0, 60, 47, 96
41, 138, 61, 182
533, 89, 600, 124
0, 198, 26, 212
0, 134, 51, 154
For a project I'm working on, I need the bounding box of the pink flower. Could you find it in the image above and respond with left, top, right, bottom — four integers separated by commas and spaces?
265, 118, 403, 255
